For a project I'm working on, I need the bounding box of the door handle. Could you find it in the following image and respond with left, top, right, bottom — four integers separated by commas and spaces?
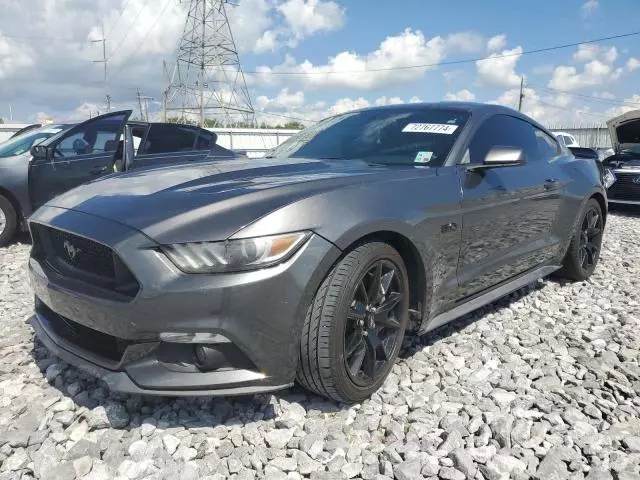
90, 165, 109, 175
544, 178, 559, 190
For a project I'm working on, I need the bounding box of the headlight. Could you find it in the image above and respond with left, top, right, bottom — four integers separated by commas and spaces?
161, 231, 310, 273
602, 168, 616, 189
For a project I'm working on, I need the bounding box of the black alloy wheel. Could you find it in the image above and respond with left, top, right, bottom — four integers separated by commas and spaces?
344, 260, 405, 386
297, 242, 409, 403
556, 198, 604, 281
578, 206, 603, 271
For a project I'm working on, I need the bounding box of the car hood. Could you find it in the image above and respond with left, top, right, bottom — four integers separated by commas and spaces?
44, 157, 413, 243
607, 109, 640, 153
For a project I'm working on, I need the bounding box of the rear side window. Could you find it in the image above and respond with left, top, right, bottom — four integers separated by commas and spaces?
467, 114, 539, 164
142, 125, 197, 154
195, 132, 215, 150
534, 128, 560, 161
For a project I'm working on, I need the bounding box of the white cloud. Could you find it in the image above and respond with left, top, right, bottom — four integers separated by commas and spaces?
255, 28, 485, 91
627, 58, 640, 72
374, 96, 404, 106
444, 89, 475, 102
573, 44, 617, 64
487, 34, 507, 52
254, 93, 427, 125
0, 33, 35, 79
255, 28, 453, 90
595, 92, 616, 100
256, 88, 306, 111
443, 70, 465, 85
445, 32, 484, 53
549, 60, 623, 91
476, 46, 523, 89
277, 0, 346, 43
581, 0, 599, 17
533, 64, 555, 75
605, 94, 640, 117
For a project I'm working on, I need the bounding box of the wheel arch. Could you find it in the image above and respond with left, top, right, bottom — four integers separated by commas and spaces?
334, 228, 429, 332
590, 191, 607, 226
0, 187, 22, 223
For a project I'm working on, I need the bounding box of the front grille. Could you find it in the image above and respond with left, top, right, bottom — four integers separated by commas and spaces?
37, 299, 131, 363
608, 172, 640, 201
48, 227, 115, 278
30, 223, 139, 299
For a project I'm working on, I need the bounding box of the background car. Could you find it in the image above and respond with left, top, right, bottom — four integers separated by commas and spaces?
553, 131, 580, 148
28, 102, 607, 403
0, 110, 238, 245
602, 109, 640, 205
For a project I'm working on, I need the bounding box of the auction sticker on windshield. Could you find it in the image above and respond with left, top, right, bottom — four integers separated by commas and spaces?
402, 123, 459, 134
414, 151, 433, 163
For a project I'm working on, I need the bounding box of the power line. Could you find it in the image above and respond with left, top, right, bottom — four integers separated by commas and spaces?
528, 83, 640, 107
107, 0, 151, 61
243, 30, 640, 76
108, 0, 172, 80
105, 0, 133, 39
258, 111, 316, 123
537, 100, 609, 119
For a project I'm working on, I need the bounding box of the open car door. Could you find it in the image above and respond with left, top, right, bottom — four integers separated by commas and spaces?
28, 110, 132, 211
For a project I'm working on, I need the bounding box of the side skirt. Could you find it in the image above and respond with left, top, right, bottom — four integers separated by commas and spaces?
419, 265, 560, 335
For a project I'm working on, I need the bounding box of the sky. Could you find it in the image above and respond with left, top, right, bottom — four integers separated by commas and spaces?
0, 0, 639, 127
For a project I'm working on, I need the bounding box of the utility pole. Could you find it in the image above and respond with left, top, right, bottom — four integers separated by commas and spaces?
518, 76, 525, 112
162, 60, 169, 122
135, 88, 153, 121
91, 22, 111, 112
136, 88, 144, 120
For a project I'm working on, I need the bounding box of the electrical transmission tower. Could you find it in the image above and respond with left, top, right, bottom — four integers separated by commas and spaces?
165, 0, 255, 127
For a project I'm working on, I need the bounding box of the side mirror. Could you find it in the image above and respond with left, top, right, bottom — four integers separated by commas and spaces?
481, 146, 525, 168
30, 144, 48, 160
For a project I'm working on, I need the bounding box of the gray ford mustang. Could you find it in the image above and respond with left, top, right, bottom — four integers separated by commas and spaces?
28, 102, 607, 403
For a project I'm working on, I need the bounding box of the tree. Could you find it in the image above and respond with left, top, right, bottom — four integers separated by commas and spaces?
283, 121, 304, 130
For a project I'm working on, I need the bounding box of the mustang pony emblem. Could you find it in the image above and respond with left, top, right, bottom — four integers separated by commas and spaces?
63, 240, 82, 261
633, 176, 640, 185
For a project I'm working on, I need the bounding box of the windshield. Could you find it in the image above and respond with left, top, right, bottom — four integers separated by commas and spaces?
266, 107, 470, 166
0, 127, 65, 158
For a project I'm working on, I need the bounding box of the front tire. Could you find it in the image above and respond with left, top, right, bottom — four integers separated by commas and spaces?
0, 195, 18, 247
296, 242, 409, 403
556, 198, 604, 281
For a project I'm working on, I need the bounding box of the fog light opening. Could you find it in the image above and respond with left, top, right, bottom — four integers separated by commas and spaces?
194, 344, 226, 371
159, 332, 231, 344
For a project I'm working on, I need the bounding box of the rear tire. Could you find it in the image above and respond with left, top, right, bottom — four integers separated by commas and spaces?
555, 198, 603, 281
296, 242, 409, 403
0, 195, 17, 247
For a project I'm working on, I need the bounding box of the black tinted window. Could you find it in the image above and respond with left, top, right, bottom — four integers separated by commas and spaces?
196, 132, 215, 150
267, 107, 470, 166
142, 125, 196, 154
468, 114, 538, 164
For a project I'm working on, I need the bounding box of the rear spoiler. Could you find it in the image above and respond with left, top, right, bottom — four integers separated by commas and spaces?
568, 147, 598, 160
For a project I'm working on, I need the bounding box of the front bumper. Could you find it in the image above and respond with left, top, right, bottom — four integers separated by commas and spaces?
28, 207, 341, 396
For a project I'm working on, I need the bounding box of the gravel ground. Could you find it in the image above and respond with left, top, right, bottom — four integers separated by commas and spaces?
1, 211, 639, 480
